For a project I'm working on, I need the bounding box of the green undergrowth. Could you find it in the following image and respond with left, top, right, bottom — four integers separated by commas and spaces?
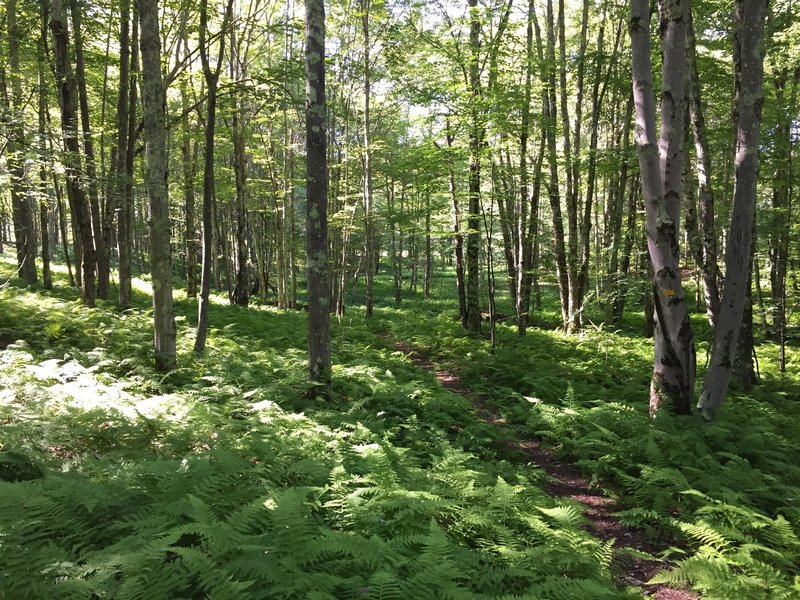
0, 260, 641, 599
383, 282, 800, 599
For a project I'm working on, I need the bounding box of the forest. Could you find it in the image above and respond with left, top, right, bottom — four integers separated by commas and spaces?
0, 0, 799, 597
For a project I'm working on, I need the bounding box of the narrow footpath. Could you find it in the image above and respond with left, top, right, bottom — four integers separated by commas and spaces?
390, 338, 697, 600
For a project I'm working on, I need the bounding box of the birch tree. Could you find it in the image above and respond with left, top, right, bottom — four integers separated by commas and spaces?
630, 0, 696, 414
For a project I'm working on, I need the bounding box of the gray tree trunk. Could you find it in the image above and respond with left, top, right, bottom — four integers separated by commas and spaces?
70, 0, 107, 299
630, 0, 696, 415
698, 0, 767, 420
516, 0, 535, 335
494, 157, 516, 301
734, 227, 758, 391
232, 109, 249, 307
466, 0, 482, 332
180, 30, 198, 299
230, 29, 249, 308
687, 9, 722, 328
51, 0, 96, 306
768, 65, 797, 371
118, 7, 137, 308
305, 0, 331, 386
8, 0, 38, 284
113, 0, 132, 306
194, 0, 232, 352
362, 0, 375, 319
578, 18, 621, 321
543, 0, 570, 326
37, 16, 52, 290
444, 127, 468, 327
556, 0, 578, 331
424, 191, 432, 298
606, 96, 634, 321
137, 0, 176, 372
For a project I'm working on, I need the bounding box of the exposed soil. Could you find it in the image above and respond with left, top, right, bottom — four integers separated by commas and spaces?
389, 337, 698, 600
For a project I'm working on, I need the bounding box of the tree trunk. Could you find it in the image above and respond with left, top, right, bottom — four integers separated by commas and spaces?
577, 18, 621, 324
305, 0, 331, 386
698, 0, 767, 420
424, 190, 432, 299
8, 0, 38, 284
607, 96, 634, 320
70, 0, 107, 299
37, 16, 52, 290
195, 0, 232, 352
232, 106, 249, 307
494, 159, 517, 300
734, 230, 758, 391
137, 0, 176, 372
543, 0, 569, 326
113, 0, 131, 304
54, 178, 75, 286
516, 0, 535, 335
214, 198, 233, 300
611, 174, 639, 323
118, 7, 137, 308
525, 136, 545, 314
50, 0, 96, 306
768, 65, 797, 370
630, 0, 695, 415
180, 31, 198, 299
687, 9, 722, 328
465, 0, 482, 332
483, 182, 497, 350
362, 0, 375, 318
562, 0, 589, 331
445, 127, 468, 327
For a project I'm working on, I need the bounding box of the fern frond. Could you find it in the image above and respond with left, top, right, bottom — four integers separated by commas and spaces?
537, 505, 585, 527
679, 521, 731, 550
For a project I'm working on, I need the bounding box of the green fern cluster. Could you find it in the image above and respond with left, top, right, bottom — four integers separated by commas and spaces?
647, 491, 800, 598
381, 288, 800, 599
517, 378, 800, 596
0, 275, 639, 599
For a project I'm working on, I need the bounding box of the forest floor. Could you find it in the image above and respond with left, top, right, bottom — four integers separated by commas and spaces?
1, 255, 799, 599
389, 335, 697, 600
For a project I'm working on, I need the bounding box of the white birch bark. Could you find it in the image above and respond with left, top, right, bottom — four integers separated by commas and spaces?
630, 0, 696, 415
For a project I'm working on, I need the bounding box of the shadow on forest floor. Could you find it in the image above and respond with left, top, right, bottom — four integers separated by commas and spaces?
2, 254, 800, 598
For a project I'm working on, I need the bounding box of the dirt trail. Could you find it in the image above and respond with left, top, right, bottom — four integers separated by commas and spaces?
390, 338, 697, 600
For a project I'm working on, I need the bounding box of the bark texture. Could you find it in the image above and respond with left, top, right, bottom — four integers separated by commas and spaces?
687, 9, 722, 327
362, 0, 375, 319
113, 0, 132, 306
137, 0, 176, 372
118, 8, 138, 308
544, 0, 570, 326
466, 0, 482, 332
698, 0, 767, 420
630, 0, 696, 415
50, 0, 96, 306
305, 0, 331, 385
70, 0, 107, 299
37, 16, 52, 290
8, 0, 39, 284
194, 0, 232, 352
